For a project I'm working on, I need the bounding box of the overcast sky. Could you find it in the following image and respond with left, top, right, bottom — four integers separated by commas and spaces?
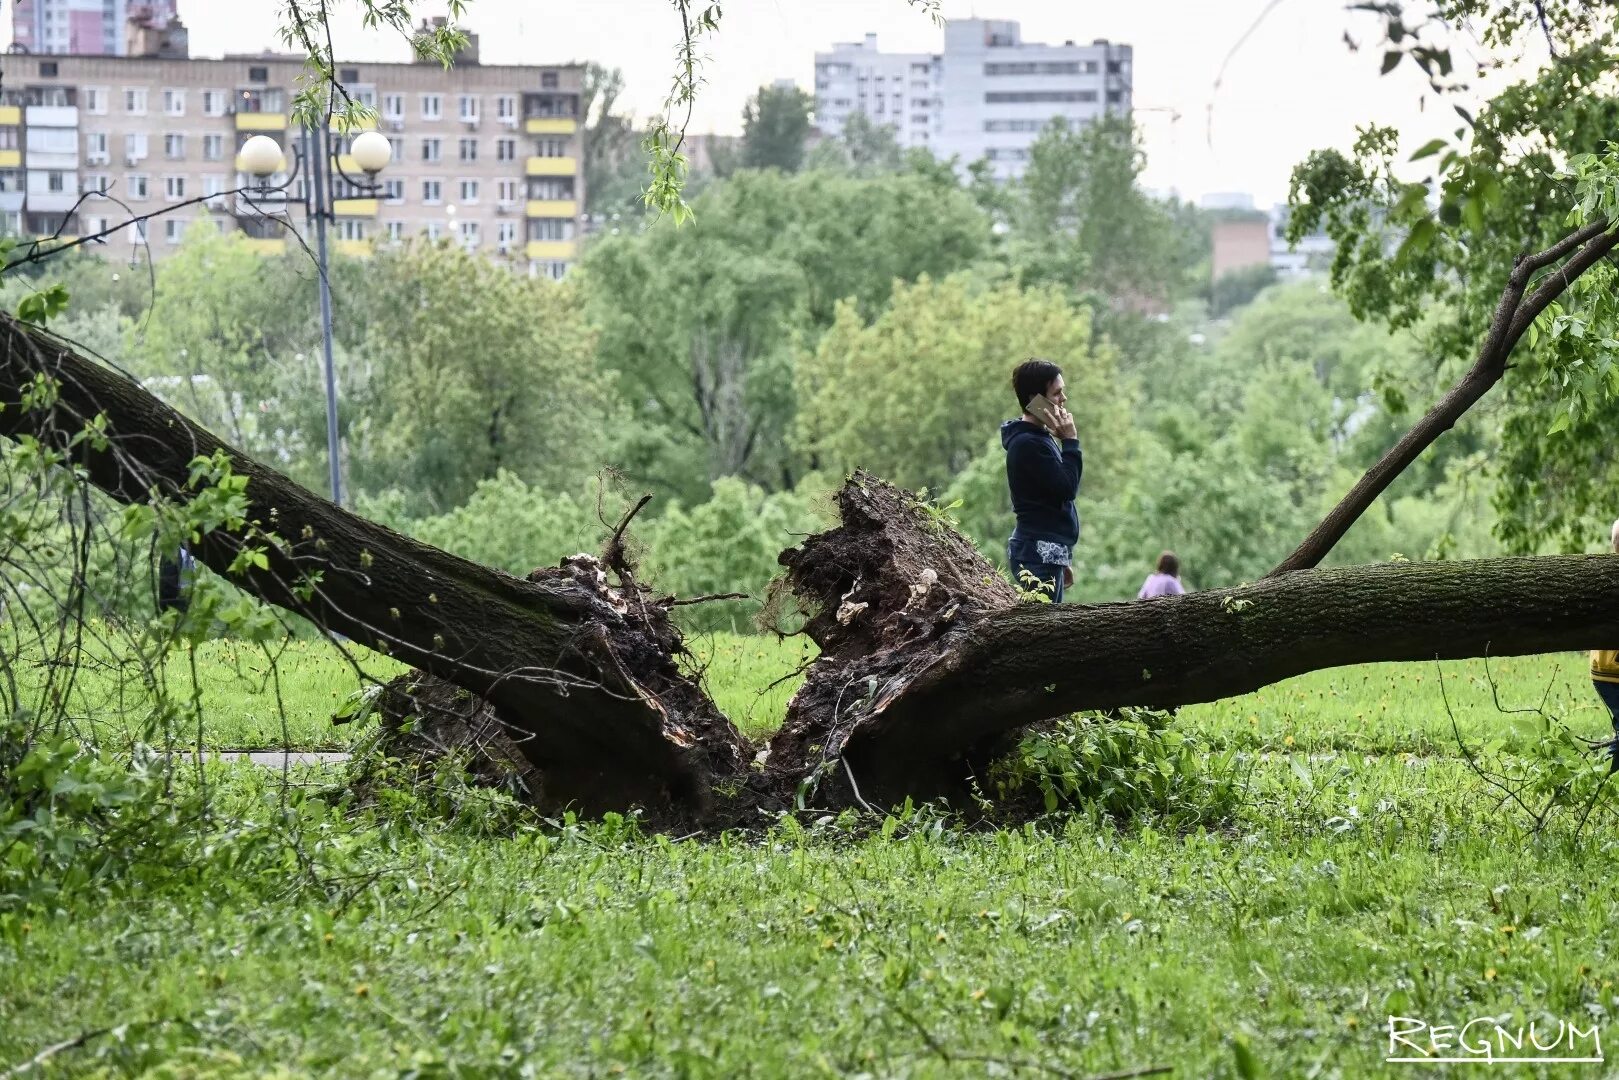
10, 0, 1535, 205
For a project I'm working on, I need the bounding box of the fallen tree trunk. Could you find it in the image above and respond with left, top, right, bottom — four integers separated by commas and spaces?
764, 474, 1619, 805
0, 317, 751, 819
7, 318, 1619, 821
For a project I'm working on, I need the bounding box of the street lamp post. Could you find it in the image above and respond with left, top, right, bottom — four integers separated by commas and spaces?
238, 125, 391, 508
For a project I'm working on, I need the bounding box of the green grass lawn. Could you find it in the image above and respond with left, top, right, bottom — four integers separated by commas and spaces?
5, 635, 1619, 1077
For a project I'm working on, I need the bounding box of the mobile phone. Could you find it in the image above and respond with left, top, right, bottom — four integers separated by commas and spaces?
1025, 393, 1058, 428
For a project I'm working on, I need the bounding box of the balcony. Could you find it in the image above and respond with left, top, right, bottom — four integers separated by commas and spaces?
240, 236, 287, 255
0, 106, 19, 126
25, 191, 82, 213
525, 239, 576, 260
332, 198, 379, 216
236, 112, 288, 132
0, 150, 18, 169
526, 198, 577, 218
524, 117, 577, 136
525, 156, 576, 177
334, 239, 372, 258
25, 105, 78, 128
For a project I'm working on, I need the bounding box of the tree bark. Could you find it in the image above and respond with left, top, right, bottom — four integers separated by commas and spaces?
8, 318, 1619, 819
1268, 219, 1619, 577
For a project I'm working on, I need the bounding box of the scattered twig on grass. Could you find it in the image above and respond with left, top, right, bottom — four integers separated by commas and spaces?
3, 1018, 189, 1078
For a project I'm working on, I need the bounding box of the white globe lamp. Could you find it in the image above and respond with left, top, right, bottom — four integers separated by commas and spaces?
350, 130, 391, 175
238, 135, 284, 179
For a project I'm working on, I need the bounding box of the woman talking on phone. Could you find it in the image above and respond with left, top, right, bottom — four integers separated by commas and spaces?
1001, 359, 1083, 602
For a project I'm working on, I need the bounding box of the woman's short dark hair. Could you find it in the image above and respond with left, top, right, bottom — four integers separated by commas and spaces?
1156, 550, 1179, 577
1011, 359, 1062, 410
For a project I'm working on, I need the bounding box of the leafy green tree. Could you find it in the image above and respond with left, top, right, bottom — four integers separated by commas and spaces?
804, 113, 905, 177
1005, 116, 1188, 307
580, 63, 647, 219
1209, 263, 1278, 317
579, 169, 989, 496
740, 84, 814, 173
1288, 4, 1619, 553
116, 225, 326, 485
795, 273, 1127, 495
342, 241, 612, 511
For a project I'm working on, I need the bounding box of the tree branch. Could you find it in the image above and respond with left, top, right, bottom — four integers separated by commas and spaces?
1268, 220, 1619, 577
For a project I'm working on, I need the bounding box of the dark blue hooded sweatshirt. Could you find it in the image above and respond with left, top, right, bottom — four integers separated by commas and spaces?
1000, 420, 1082, 547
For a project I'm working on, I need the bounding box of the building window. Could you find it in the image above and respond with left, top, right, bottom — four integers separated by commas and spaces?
249, 66, 269, 82
162, 89, 185, 116
203, 134, 224, 161
383, 178, 404, 203
497, 178, 519, 203
85, 132, 109, 160
338, 220, 366, 241
527, 177, 574, 199
527, 217, 574, 241
202, 89, 226, 116
46, 171, 66, 193
422, 179, 442, 204
85, 87, 108, 115
459, 95, 479, 121
458, 220, 480, 249
496, 138, 516, 162
496, 95, 516, 122
459, 179, 479, 203
535, 138, 569, 158
984, 119, 1047, 132
124, 132, 149, 162
421, 94, 442, 120
541, 72, 559, 89
203, 175, 225, 205
82, 173, 109, 194
386, 220, 404, 242
497, 221, 517, 247
83, 215, 107, 236
1107, 90, 1123, 104
164, 175, 186, 200
124, 88, 148, 114
166, 218, 184, 243
238, 88, 285, 114
421, 138, 441, 163
39, 61, 58, 77
383, 93, 404, 120
127, 174, 149, 200
164, 133, 186, 159
985, 91, 1097, 104
340, 67, 360, 84
1107, 60, 1124, 74
458, 137, 477, 162
424, 221, 442, 241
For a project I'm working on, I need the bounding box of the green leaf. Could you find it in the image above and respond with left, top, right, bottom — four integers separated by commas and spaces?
1409, 138, 1447, 161
1400, 218, 1437, 256
1232, 1035, 1265, 1079
1548, 411, 1572, 435
1380, 51, 1402, 75
1462, 195, 1485, 232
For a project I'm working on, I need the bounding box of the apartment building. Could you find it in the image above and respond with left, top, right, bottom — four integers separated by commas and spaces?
13, 0, 180, 56
0, 21, 585, 277
814, 18, 1133, 181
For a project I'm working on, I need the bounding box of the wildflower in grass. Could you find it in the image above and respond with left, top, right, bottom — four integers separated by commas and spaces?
355, 983, 370, 997
1485, 968, 1497, 981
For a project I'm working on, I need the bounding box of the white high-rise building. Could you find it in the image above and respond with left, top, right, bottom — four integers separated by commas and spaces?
814, 33, 937, 151
13, 0, 181, 56
813, 19, 1133, 180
